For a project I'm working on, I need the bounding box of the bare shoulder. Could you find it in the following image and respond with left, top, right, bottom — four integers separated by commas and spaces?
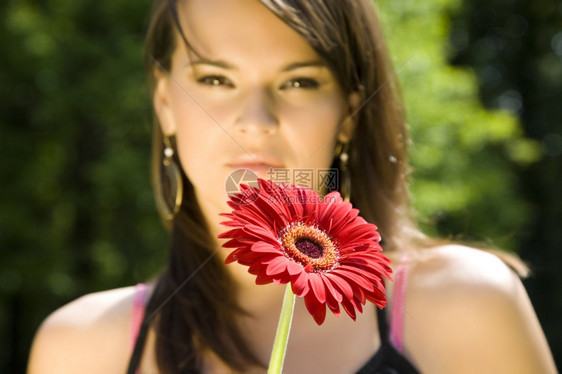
401, 245, 556, 373
28, 286, 141, 374
409, 244, 520, 295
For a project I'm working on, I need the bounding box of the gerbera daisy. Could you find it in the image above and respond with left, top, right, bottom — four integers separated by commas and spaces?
218, 178, 392, 325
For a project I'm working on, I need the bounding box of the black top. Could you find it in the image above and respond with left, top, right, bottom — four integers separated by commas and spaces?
355, 308, 419, 373
127, 307, 419, 374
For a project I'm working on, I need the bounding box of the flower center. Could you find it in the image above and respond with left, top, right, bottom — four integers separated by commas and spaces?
280, 223, 339, 271
295, 239, 323, 258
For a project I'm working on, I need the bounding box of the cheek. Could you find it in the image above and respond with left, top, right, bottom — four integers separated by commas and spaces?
280, 96, 346, 164
168, 85, 224, 183
168, 84, 240, 150
285, 91, 346, 132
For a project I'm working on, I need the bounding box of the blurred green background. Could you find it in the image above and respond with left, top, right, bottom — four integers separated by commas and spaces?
0, 0, 560, 371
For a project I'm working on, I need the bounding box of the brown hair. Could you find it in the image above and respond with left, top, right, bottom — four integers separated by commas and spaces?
143, 0, 428, 372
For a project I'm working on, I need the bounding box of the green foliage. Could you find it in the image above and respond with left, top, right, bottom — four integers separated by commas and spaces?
377, 0, 540, 248
1, 0, 164, 291
444, 0, 562, 362
0, 1, 165, 370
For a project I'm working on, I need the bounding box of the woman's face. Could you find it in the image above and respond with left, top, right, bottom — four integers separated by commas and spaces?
154, 0, 357, 217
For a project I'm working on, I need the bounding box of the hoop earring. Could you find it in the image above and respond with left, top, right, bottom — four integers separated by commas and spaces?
335, 142, 350, 202
156, 137, 183, 222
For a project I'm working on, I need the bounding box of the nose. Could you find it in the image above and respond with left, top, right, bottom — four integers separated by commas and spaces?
234, 87, 279, 135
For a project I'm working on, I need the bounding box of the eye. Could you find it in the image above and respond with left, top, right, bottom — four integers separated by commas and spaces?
197, 75, 234, 88
282, 78, 320, 90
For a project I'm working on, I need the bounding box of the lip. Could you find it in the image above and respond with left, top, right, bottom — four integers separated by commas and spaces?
225, 153, 285, 175
226, 153, 284, 179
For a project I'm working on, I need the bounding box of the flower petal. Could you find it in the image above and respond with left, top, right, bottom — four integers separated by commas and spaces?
340, 297, 357, 321
304, 293, 327, 325
265, 256, 288, 276
334, 267, 375, 293
217, 228, 242, 239
243, 225, 279, 245
321, 275, 343, 303
308, 275, 326, 304
237, 252, 275, 266
290, 271, 310, 296
251, 241, 281, 254
326, 273, 354, 301
324, 286, 341, 316
255, 272, 273, 285
286, 259, 303, 276
225, 249, 244, 264
366, 290, 387, 309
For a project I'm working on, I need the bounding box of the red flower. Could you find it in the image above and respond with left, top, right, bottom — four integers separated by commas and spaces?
218, 178, 392, 325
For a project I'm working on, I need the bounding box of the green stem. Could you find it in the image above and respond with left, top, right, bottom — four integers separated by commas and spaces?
267, 284, 296, 374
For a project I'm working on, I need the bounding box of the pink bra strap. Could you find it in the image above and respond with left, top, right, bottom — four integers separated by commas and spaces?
130, 283, 148, 351
389, 258, 409, 352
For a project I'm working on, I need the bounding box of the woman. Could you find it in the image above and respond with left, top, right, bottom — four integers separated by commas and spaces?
28, 0, 556, 373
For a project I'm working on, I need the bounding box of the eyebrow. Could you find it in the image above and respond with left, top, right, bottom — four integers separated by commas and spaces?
185, 59, 327, 72
186, 59, 236, 70
281, 61, 327, 72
